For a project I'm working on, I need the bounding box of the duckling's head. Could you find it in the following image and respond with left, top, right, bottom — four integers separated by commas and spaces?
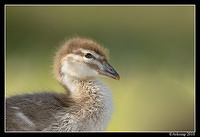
54, 37, 120, 81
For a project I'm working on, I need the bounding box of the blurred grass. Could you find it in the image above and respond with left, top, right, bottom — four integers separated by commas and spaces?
5, 5, 194, 131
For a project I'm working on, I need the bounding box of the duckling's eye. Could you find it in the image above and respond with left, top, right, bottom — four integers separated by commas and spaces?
85, 53, 93, 59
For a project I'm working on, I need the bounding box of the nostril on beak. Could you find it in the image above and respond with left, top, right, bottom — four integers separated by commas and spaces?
109, 67, 113, 72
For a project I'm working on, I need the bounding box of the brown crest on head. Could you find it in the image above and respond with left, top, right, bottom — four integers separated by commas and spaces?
53, 37, 109, 81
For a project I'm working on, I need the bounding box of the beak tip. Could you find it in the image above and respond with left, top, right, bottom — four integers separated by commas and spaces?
116, 75, 120, 80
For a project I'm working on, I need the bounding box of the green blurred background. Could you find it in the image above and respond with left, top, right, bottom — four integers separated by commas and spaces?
6, 5, 194, 131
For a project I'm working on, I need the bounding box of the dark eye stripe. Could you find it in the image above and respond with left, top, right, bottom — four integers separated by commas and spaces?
86, 62, 99, 70
70, 51, 104, 65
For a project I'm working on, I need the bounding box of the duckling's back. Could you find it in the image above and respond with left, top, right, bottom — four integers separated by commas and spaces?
6, 92, 71, 131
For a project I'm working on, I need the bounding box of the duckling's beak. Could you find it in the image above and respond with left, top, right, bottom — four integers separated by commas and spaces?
98, 62, 120, 80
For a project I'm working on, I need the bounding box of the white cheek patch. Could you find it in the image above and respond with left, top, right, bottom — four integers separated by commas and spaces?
61, 60, 78, 77
74, 48, 104, 60
80, 63, 98, 77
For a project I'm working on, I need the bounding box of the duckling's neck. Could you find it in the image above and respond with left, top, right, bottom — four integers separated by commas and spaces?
60, 74, 113, 130
61, 74, 110, 101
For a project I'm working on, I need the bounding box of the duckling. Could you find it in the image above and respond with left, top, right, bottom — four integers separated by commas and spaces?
6, 37, 120, 132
